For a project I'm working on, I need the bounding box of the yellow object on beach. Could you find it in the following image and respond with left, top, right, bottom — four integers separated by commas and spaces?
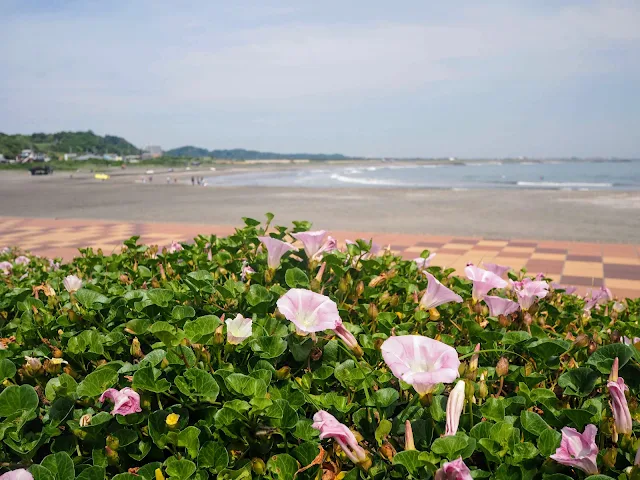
94, 173, 110, 180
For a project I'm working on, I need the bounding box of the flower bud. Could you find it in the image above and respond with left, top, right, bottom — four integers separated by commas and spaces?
264, 268, 274, 284
588, 341, 598, 355
368, 303, 378, 321
355, 281, 364, 297
390, 294, 399, 307
478, 374, 488, 399
379, 291, 391, 304
428, 308, 441, 321
310, 347, 323, 361
523, 312, 533, 326
106, 435, 120, 451
379, 442, 396, 461
469, 344, 480, 372
610, 330, 621, 343
43, 358, 67, 375
213, 325, 225, 345
498, 314, 511, 328
338, 276, 349, 294
155, 468, 166, 480
79, 414, 92, 427
160, 358, 169, 369
573, 334, 589, 348
131, 337, 144, 359
603, 447, 617, 469
496, 357, 509, 377
165, 413, 180, 430
252, 458, 266, 475
275, 366, 291, 380
473, 302, 483, 314
404, 420, 415, 450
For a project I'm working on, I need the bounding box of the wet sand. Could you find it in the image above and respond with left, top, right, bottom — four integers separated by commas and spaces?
0, 169, 639, 243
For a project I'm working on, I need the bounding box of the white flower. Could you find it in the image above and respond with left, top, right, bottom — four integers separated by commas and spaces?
63, 274, 83, 293
225, 314, 253, 345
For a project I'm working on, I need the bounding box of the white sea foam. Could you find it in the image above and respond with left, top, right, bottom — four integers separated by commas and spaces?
330, 173, 403, 186
516, 181, 613, 188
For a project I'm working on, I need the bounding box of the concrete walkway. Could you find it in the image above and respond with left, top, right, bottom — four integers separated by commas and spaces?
1, 216, 639, 299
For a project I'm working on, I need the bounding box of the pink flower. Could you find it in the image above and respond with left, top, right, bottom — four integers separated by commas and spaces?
14, 256, 30, 266
0, 469, 33, 480
608, 357, 632, 435
63, 274, 82, 294
312, 410, 367, 464
551, 283, 577, 294
99, 387, 142, 416
584, 286, 613, 311
292, 230, 328, 259
434, 458, 473, 480
258, 236, 296, 269
0, 261, 12, 275
622, 336, 640, 346
464, 265, 507, 301
483, 295, 520, 317
445, 381, 466, 436
513, 278, 549, 311
225, 314, 253, 345
414, 253, 436, 270
550, 425, 599, 475
482, 262, 510, 278
420, 272, 463, 309
167, 241, 183, 253
240, 261, 255, 281
381, 335, 460, 395
48, 259, 60, 271
635, 444, 640, 465
276, 288, 341, 333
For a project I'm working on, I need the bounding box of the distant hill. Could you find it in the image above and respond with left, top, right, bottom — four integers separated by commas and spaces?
166, 145, 350, 161
0, 131, 139, 158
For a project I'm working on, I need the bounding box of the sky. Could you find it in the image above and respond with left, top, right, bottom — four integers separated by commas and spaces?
1, 0, 639, 158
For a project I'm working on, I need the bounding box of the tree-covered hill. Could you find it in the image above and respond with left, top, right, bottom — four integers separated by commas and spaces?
166, 145, 350, 160
0, 131, 140, 158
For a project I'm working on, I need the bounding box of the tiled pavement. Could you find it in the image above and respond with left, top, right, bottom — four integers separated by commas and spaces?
1, 216, 639, 299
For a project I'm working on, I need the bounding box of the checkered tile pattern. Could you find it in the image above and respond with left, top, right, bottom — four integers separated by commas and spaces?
1, 216, 639, 299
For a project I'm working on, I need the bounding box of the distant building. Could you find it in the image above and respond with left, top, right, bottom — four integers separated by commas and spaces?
64, 153, 78, 161
76, 154, 103, 161
143, 145, 163, 158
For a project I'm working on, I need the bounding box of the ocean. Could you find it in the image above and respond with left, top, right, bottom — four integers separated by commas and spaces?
204, 159, 640, 191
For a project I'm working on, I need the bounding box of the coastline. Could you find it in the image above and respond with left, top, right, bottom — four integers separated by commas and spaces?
0, 169, 639, 243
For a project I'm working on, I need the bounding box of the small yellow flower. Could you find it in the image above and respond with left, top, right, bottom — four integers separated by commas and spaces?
155, 468, 165, 480
165, 413, 180, 427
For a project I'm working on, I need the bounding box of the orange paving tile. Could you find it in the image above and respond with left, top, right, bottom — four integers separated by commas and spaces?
0, 216, 639, 299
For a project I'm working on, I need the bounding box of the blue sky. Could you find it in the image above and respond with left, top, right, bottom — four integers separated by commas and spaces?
1, 0, 639, 157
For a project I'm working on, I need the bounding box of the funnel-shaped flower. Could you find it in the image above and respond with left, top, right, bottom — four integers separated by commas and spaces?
100, 387, 142, 416
434, 458, 473, 480
445, 380, 466, 436
483, 295, 520, 317
464, 265, 507, 301
381, 335, 460, 395
167, 241, 183, 253
14, 256, 30, 266
513, 278, 549, 311
584, 286, 613, 311
276, 289, 340, 333
258, 236, 296, 269
622, 336, 640, 346
225, 314, 253, 345
550, 425, 599, 475
420, 273, 463, 310
0, 261, 12, 275
482, 262, 510, 278
240, 261, 255, 281
0, 469, 33, 480
63, 274, 83, 294
414, 253, 436, 270
312, 411, 367, 464
292, 230, 328, 258
608, 357, 632, 435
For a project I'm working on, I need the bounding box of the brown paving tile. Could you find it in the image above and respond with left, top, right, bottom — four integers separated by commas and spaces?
477, 240, 509, 247
604, 264, 640, 280
605, 278, 640, 290
563, 261, 604, 278
560, 275, 604, 287
536, 247, 567, 254
603, 256, 640, 266
566, 255, 602, 262
431, 254, 464, 266
566, 243, 603, 256
438, 248, 471, 255
531, 253, 566, 261
601, 244, 639, 257
497, 251, 531, 259
610, 288, 640, 299
526, 259, 565, 274
509, 241, 538, 247
415, 241, 446, 248
451, 238, 479, 244
492, 256, 527, 270
473, 245, 503, 251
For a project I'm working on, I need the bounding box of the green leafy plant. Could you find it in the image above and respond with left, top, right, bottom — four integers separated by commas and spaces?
0, 215, 638, 480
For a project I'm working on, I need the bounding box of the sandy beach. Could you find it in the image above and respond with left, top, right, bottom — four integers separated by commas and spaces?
0, 167, 639, 243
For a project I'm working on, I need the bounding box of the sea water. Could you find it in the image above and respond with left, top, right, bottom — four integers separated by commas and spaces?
204, 160, 640, 190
